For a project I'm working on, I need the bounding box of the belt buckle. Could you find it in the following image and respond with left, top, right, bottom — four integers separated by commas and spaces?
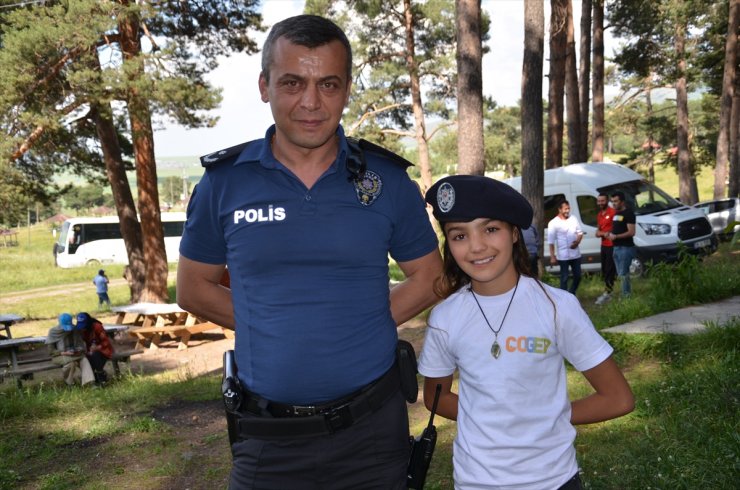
292, 405, 316, 417
324, 403, 353, 432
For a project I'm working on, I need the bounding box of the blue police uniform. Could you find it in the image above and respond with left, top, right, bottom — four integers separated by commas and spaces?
180, 125, 438, 406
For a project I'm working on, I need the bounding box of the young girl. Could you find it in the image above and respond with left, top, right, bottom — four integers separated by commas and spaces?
419, 175, 634, 490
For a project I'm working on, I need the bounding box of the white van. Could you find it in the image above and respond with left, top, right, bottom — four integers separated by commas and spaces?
503, 163, 718, 275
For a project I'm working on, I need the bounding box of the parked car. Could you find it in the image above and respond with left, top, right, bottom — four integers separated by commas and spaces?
693, 197, 740, 240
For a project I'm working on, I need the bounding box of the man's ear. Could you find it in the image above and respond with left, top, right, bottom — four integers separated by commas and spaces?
344, 80, 352, 107
259, 73, 269, 103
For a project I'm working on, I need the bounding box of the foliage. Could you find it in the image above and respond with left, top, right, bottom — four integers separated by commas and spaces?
307, 0, 461, 143
63, 184, 114, 212
428, 99, 522, 176
608, 0, 710, 82
0, 0, 264, 222
159, 175, 190, 208
484, 101, 521, 175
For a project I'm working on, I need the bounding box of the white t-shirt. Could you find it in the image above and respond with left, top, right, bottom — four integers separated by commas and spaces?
547, 215, 583, 260
418, 277, 613, 490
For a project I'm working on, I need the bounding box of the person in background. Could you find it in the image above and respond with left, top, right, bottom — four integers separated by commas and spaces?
607, 191, 637, 298
176, 14, 442, 488
76, 312, 114, 386
521, 223, 540, 278
419, 175, 634, 490
594, 193, 616, 305
92, 269, 111, 310
46, 313, 94, 386
547, 200, 584, 294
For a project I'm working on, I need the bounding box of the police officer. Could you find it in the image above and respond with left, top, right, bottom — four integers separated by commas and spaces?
177, 14, 442, 489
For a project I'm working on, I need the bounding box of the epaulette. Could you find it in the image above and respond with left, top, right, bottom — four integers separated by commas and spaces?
200, 141, 253, 168
351, 138, 413, 168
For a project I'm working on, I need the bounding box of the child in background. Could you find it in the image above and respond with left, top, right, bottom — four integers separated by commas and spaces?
92, 269, 111, 310
419, 175, 634, 490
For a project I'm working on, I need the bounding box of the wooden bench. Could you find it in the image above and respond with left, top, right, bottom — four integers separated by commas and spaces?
110, 349, 143, 377
129, 322, 224, 350
2, 349, 141, 387
5, 362, 62, 388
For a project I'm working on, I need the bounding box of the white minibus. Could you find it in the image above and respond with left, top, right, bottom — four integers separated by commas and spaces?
503, 163, 718, 275
54, 212, 186, 268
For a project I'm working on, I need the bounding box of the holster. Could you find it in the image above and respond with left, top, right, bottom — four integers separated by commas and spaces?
222, 350, 242, 448
396, 339, 419, 403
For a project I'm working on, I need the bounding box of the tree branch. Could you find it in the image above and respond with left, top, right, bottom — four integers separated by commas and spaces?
346, 103, 403, 135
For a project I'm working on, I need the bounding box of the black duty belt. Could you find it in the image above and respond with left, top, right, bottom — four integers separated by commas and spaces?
236, 363, 400, 439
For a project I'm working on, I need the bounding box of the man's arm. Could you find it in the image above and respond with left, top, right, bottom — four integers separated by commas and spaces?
608, 222, 636, 241
176, 255, 235, 329
390, 249, 443, 326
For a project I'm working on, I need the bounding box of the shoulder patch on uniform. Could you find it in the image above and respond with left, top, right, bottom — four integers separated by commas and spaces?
200, 141, 253, 168
356, 138, 413, 168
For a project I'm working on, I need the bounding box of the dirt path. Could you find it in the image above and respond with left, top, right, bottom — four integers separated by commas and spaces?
1, 278, 129, 304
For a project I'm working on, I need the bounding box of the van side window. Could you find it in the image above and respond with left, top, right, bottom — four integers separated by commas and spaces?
577, 195, 598, 227
544, 194, 566, 224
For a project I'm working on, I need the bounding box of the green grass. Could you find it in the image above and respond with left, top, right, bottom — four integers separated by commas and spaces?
0, 224, 120, 293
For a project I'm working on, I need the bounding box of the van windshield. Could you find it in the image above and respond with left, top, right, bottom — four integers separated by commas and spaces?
598, 179, 682, 216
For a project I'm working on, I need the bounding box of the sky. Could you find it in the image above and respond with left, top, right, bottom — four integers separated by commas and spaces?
153, 0, 617, 158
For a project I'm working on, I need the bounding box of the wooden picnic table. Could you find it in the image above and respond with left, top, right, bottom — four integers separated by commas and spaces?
112, 303, 230, 350
0, 313, 24, 339
0, 325, 137, 388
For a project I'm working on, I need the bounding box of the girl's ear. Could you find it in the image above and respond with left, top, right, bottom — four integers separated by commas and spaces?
512, 225, 520, 244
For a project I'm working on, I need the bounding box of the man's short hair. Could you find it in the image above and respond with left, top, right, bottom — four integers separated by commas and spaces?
261, 15, 352, 83
612, 191, 626, 202
558, 199, 570, 210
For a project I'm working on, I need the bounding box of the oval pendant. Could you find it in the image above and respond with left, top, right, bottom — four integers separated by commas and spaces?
491, 341, 501, 359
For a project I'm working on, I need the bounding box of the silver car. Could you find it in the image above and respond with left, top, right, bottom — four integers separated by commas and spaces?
693, 197, 740, 240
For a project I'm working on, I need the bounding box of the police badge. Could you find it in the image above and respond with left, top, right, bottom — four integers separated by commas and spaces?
354, 170, 383, 206
437, 182, 455, 213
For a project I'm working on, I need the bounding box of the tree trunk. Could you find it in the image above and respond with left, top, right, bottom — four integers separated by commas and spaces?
645, 87, 656, 185
403, 0, 433, 189
90, 103, 147, 302
714, 0, 739, 199
119, 4, 169, 303
521, 0, 545, 273
456, 0, 484, 176
547, 0, 567, 169
578, 0, 592, 162
591, 0, 605, 161
565, 0, 581, 165
675, 23, 696, 204
731, 76, 740, 198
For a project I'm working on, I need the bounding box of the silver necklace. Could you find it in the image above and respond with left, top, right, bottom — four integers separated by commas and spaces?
469, 276, 519, 359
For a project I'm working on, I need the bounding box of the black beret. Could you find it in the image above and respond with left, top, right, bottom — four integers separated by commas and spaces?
425, 175, 533, 228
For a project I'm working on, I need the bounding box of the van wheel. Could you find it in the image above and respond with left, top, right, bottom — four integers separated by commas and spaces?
86, 259, 101, 267
629, 257, 645, 277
